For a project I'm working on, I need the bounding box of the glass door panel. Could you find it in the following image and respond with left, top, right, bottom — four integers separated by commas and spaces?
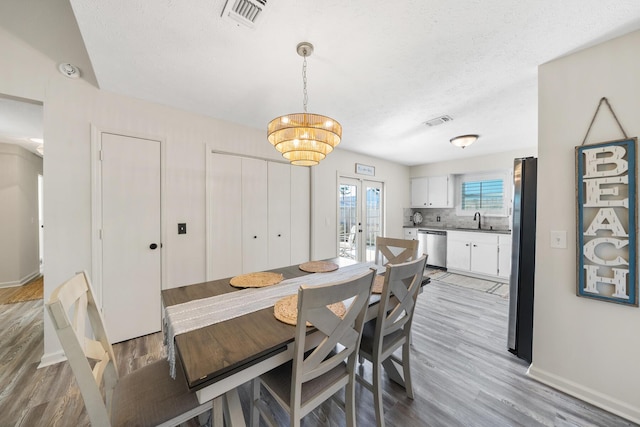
338, 179, 359, 260
364, 180, 383, 262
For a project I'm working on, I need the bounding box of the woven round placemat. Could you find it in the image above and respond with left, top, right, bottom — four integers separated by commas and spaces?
274, 294, 346, 326
372, 274, 386, 294
229, 272, 284, 288
299, 261, 339, 273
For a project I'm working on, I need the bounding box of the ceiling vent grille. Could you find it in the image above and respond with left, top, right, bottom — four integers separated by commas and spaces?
221, 0, 267, 28
424, 115, 453, 127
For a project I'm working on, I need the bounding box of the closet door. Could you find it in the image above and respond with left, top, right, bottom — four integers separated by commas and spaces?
290, 166, 310, 264
268, 162, 291, 269
242, 158, 269, 273
209, 154, 242, 279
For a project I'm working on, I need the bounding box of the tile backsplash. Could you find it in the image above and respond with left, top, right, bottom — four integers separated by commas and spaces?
403, 208, 510, 231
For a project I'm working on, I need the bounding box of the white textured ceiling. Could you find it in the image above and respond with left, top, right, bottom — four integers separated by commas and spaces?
27, 1, 640, 164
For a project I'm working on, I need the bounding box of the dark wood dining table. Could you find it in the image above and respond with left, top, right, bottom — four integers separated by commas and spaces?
161, 257, 429, 426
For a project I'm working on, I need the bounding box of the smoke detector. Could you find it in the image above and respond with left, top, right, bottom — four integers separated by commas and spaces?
221, 0, 267, 28
424, 115, 453, 127
58, 63, 81, 79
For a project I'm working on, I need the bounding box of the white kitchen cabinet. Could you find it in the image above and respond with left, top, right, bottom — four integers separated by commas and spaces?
411, 175, 453, 208
446, 236, 472, 271
427, 175, 453, 207
498, 234, 512, 279
410, 177, 429, 207
404, 228, 418, 240
446, 231, 501, 277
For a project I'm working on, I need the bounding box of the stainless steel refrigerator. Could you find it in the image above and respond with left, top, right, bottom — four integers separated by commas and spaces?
507, 157, 537, 363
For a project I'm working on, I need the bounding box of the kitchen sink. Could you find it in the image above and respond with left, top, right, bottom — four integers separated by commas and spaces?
452, 227, 511, 233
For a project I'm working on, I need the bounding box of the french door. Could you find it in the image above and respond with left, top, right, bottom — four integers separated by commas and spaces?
338, 177, 384, 262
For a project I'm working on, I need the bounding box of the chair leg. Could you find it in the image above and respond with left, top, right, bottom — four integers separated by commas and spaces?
251, 379, 260, 427
402, 342, 414, 399
345, 376, 357, 427
373, 359, 385, 427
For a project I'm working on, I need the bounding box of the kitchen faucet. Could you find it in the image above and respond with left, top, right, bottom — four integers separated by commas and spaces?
473, 211, 482, 229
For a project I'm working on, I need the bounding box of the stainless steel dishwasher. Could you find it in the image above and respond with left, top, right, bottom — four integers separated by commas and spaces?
417, 229, 447, 268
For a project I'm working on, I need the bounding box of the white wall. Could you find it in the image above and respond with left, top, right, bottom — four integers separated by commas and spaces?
410, 147, 537, 177
533, 30, 640, 423
0, 26, 412, 364
310, 149, 410, 260
0, 143, 42, 286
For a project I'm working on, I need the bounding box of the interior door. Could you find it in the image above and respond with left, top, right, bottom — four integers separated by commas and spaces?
268, 162, 291, 269
101, 133, 161, 343
338, 177, 384, 262
242, 157, 269, 273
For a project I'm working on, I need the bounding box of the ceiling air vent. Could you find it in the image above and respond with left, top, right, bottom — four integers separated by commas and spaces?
221, 0, 267, 29
424, 115, 453, 127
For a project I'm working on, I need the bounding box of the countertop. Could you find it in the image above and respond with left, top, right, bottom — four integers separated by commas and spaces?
404, 225, 511, 235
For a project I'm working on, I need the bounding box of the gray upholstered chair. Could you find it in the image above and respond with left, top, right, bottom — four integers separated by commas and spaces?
251, 269, 376, 427
374, 236, 420, 266
356, 255, 428, 427
46, 271, 212, 426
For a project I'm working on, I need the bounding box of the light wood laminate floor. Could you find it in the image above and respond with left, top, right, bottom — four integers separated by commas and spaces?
0, 280, 635, 426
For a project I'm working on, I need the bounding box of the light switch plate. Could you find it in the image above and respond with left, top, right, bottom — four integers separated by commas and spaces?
550, 230, 567, 249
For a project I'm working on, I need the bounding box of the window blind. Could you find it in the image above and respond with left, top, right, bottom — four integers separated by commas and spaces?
461, 179, 504, 210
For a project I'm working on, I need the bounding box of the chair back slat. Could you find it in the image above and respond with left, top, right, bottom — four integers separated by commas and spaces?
46, 271, 119, 426
376, 256, 427, 347
292, 269, 375, 406
375, 237, 420, 266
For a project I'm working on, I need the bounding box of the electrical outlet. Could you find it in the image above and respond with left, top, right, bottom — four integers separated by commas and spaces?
550, 230, 567, 249
178, 223, 187, 234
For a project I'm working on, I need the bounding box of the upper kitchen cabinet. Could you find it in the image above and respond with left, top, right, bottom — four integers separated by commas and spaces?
411, 175, 454, 208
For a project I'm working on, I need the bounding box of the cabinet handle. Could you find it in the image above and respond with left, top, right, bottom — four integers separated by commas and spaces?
278, 234, 281, 237
473, 244, 477, 247
253, 236, 257, 239
465, 243, 470, 247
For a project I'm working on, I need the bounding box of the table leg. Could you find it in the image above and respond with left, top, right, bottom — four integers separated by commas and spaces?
223, 388, 247, 427
212, 397, 225, 427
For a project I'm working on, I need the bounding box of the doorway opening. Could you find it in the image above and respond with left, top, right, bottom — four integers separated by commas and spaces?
338, 177, 384, 262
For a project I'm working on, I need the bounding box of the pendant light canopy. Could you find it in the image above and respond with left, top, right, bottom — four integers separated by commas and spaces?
450, 134, 479, 149
267, 42, 342, 166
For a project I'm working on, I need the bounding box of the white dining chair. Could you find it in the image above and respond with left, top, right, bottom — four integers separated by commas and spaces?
250, 269, 376, 427
374, 236, 420, 266
46, 271, 213, 427
356, 255, 427, 427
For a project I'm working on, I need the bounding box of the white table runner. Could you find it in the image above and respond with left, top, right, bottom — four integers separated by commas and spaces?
164, 262, 383, 378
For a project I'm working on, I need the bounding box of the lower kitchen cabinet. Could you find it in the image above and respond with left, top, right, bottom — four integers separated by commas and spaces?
498, 234, 512, 279
447, 231, 510, 280
404, 228, 418, 240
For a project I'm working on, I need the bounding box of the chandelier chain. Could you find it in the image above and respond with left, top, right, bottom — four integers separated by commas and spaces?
302, 54, 308, 113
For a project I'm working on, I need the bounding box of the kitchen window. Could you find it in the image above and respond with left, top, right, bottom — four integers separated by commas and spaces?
456, 171, 510, 216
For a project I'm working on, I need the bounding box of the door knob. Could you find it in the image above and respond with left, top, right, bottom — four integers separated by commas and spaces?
149, 243, 158, 250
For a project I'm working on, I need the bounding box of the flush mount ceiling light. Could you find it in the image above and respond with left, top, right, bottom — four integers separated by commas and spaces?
450, 134, 479, 149
267, 42, 342, 166
58, 63, 81, 79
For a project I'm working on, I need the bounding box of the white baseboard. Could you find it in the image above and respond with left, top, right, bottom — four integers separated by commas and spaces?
527, 363, 640, 424
38, 350, 67, 369
0, 271, 41, 288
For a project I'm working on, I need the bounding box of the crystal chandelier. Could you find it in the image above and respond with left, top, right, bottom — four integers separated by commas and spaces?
267, 42, 342, 166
